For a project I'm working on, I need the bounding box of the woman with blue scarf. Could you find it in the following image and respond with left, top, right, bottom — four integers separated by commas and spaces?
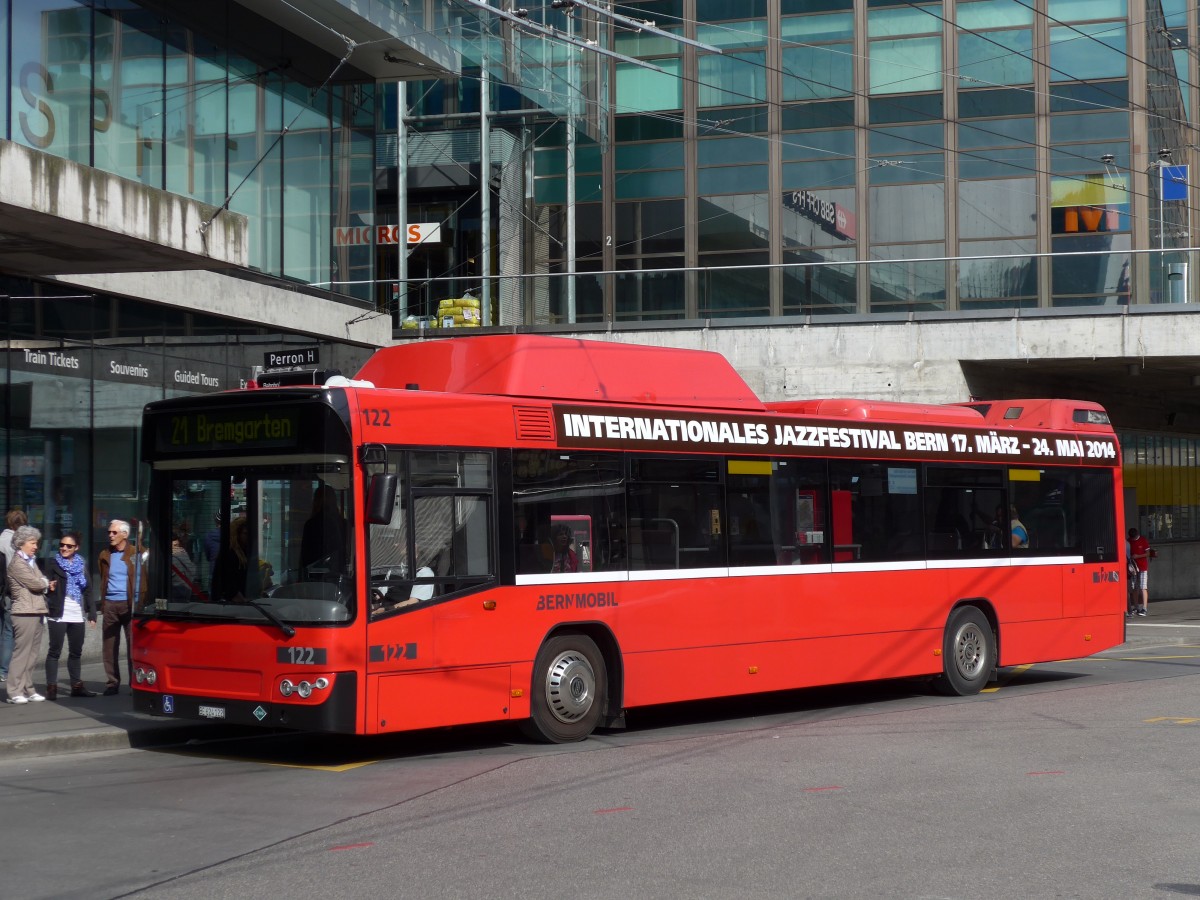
45, 531, 97, 699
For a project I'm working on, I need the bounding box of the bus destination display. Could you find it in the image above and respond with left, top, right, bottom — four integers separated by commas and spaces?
153, 408, 301, 454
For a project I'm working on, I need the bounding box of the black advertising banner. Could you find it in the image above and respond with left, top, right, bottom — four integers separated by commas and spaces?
553, 404, 1119, 466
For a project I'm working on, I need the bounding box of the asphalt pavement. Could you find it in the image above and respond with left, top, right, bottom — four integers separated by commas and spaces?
1, 598, 1198, 760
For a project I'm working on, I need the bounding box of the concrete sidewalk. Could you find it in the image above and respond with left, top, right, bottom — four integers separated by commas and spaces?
1, 599, 1198, 760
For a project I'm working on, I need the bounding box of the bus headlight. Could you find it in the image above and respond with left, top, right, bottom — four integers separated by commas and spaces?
278, 675, 332, 701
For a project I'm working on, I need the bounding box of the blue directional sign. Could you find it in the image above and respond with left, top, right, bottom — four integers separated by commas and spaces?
1162, 165, 1189, 201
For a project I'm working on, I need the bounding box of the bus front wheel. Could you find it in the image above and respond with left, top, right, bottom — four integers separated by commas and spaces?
523, 635, 607, 743
933, 606, 995, 696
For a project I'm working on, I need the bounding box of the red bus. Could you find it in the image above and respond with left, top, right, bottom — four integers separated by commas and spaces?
133, 335, 1125, 742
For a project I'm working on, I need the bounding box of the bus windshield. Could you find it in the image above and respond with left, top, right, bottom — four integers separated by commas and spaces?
147, 462, 355, 626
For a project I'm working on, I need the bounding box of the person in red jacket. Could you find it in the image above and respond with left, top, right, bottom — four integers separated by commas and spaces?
1128, 527, 1152, 616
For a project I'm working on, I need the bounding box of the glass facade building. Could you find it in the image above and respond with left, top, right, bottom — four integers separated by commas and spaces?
1, 0, 376, 301
389, 0, 1193, 324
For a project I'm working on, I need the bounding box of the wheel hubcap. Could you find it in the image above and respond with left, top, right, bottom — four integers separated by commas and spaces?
544, 650, 595, 724
954, 623, 986, 677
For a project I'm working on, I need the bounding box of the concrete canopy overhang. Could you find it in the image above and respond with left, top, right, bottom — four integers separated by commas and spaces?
0, 140, 247, 278
233, 0, 461, 79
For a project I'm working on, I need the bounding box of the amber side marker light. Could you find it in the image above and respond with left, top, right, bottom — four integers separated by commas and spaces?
483, 600, 497, 610
748, 666, 759, 674
511, 689, 524, 698
933, 648, 942, 656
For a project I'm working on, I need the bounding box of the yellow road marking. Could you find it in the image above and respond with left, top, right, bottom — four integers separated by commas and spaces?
265, 760, 379, 772
982, 663, 1034, 692
1144, 717, 1200, 725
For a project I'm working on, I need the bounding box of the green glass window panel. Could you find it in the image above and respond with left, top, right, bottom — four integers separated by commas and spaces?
282, 81, 331, 286
959, 88, 1036, 118
697, 21, 767, 49
696, 0, 767, 21
534, 147, 565, 177
698, 165, 770, 195
870, 124, 943, 155
1049, 80, 1127, 112
958, 179, 1036, 239
868, 92, 944, 123
958, 30, 1033, 86
1049, 25, 1127, 81
783, 44, 853, 100
1050, 111, 1128, 143
93, 6, 163, 183
576, 143, 602, 174
781, 12, 854, 42
870, 184, 945, 243
698, 137, 769, 166
615, 116, 683, 142
1048, 0, 1126, 19
614, 30, 683, 57
781, 0, 853, 11
615, 142, 685, 171
614, 170, 685, 199
782, 158, 858, 189
956, 1, 1034, 29
870, 38, 943, 94
616, 59, 682, 113
868, 4, 942, 38
534, 122, 566, 147
1174, 50, 1191, 120
699, 53, 766, 107
781, 100, 855, 130
958, 147, 1037, 179
958, 118, 1035, 148
781, 129, 855, 160
535, 177, 565, 205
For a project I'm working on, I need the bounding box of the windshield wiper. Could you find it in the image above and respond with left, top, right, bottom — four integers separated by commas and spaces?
247, 600, 296, 638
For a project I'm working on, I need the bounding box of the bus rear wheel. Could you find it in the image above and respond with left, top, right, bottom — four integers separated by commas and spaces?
933, 606, 995, 696
523, 635, 607, 743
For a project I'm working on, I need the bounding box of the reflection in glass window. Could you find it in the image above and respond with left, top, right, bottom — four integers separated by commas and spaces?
870, 37, 943, 94
957, 240, 1038, 309
782, 251, 858, 316
699, 52, 767, 107
700, 252, 770, 317
616, 59, 682, 113
615, 260, 686, 321
1049, 25, 1127, 81
1051, 234, 1131, 306
869, 243, 948, 313
513, 451, 625, 574
829, 461, 924, 562
958, 179, 1036, 239
958, 30, 1033, 85
869, 183, 946, 243
782, 45, 853, 100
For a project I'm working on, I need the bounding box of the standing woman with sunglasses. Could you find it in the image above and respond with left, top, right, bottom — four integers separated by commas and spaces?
44, 532, 97, 700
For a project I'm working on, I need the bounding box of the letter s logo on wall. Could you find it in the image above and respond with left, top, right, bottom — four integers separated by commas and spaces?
19, 61, 55, 150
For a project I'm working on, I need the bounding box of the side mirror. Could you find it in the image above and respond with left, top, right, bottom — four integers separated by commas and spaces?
365, 472, 398, 525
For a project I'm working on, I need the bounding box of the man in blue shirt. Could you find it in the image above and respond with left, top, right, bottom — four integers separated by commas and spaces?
97, 519, 148, 696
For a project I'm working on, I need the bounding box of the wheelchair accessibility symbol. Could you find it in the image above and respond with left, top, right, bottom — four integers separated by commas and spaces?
163, 695, 175, 714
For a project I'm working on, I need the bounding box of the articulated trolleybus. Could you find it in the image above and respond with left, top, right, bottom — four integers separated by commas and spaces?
134, 335, 1124, 742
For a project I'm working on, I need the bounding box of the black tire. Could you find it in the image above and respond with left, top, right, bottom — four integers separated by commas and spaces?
522, 635, 607, 743
933, 606, 995, 696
